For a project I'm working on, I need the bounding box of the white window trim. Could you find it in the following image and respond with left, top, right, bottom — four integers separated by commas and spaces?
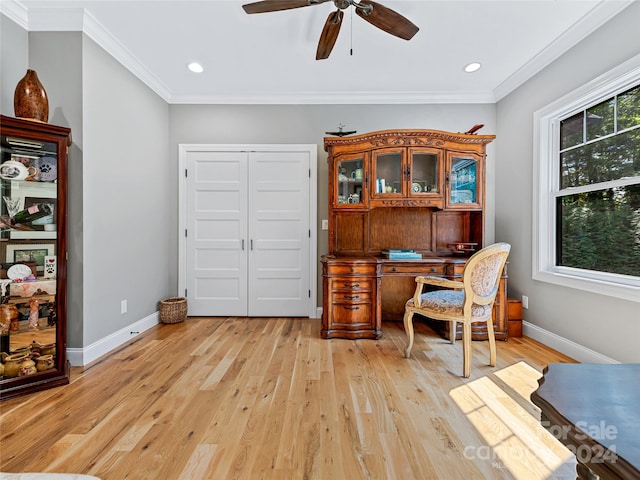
533, 53, 640, 303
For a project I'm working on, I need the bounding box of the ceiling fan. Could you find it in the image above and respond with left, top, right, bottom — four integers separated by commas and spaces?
242, 0, 419, 60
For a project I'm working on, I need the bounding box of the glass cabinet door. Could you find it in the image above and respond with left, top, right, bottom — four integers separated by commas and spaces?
0, 128, 63, 393
372, 150, 402, 196
409, 148, 440, 196
447, 154, 482, 208
335, 154, 365, 206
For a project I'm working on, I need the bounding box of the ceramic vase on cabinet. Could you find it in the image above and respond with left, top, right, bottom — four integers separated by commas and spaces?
36, 354, 54, 372
14, 69, 49, 123
1, 352, 29, 378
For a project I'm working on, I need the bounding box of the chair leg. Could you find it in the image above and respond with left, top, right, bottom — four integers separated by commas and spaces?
450, 321, 456, 345
486, 318, 497, 367
403, 309, 415, 359
462, 322, 472, 378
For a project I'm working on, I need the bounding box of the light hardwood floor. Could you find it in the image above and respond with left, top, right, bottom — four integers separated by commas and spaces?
1, 318, 578, 479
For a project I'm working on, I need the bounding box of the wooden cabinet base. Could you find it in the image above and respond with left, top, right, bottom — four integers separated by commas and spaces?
0, 361, 69, 401
322, 255, 508, 341
321, 257, 380, 339
321, 328, 382, 340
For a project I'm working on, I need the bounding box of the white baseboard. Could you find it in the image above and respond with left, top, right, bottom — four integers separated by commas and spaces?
522, 321, 619, 364
64, 313, 616, 366
66, 311, 160, 366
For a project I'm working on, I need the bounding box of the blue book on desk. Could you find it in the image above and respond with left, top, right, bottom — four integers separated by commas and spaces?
387, 253, 422, 259
382, 249, 422, 259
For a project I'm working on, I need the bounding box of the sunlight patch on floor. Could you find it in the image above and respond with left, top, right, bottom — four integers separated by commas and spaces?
449, 362, 575, 479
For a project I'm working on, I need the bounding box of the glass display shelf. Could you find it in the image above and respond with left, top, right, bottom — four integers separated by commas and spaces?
336, 155, 365, 205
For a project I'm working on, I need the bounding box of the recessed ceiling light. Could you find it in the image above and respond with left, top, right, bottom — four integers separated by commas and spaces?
464, 62, 481, 73
187, 62, 204, 73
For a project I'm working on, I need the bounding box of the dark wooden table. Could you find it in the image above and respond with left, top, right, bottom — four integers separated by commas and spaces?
531, 363, 640, 480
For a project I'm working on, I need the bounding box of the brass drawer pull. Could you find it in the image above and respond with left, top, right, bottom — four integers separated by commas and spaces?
344, 283, 360, 288
344, 295, 360, 300
343, 306, 360, 311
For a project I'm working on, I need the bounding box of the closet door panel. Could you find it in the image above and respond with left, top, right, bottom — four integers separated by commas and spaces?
186, 150, 248, 316
248, 151, 310, 316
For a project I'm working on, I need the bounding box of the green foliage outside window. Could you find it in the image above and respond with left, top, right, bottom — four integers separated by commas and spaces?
559, 186, 640, 276
558, 85, 640, 278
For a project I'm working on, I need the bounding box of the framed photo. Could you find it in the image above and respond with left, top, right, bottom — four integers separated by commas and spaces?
6, 243, 56, 273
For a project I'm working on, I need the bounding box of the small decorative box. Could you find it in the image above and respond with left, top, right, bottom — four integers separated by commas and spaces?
9, 279, 56, 297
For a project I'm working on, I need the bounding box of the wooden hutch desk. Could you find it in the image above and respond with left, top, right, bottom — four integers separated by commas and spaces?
321, 129, 508, 340
321, 254, 507, 340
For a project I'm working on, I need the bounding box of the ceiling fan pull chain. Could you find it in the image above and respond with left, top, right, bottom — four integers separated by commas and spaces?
350, 5, 353, 55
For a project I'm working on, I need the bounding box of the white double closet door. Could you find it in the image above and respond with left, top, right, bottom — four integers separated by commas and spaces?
179, 145, 317, 317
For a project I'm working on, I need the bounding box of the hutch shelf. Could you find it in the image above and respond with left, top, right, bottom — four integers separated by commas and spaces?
321, 129, 509, 340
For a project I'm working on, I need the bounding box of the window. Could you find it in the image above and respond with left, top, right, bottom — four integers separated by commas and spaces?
534, 55, 640, 302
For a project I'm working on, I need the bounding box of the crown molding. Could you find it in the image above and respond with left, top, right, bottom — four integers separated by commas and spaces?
80, 10, 173, 102
0, 0, 28, 28
25, 5, 84, 30
170, 90, 497, 105
494, 0, 635, 101
8, 3, 173, 102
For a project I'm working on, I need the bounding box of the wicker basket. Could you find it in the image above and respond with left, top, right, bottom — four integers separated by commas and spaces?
159, 297, 187, 324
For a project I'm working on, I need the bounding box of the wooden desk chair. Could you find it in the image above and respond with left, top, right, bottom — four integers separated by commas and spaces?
402, 242, 511, 377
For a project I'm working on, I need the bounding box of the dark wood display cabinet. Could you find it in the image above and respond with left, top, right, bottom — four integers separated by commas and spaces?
0, 115, 70, 400
321, 129, 508, 340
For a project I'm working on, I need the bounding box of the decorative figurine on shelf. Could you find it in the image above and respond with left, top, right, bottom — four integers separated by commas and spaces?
325, 124, 357, 137
28, 298, 39, 329
0, 303, 19, 332
463, 124, 484, 135
47, 302, 57, 327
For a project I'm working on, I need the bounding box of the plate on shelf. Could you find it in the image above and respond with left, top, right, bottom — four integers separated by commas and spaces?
412, 182, 421, 192
7, 263, 32, 280
33, 156, 57, 182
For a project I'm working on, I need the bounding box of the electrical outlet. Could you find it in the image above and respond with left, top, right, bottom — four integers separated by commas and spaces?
522, 295, 529, 309
121, 299, 127, 314
321, 219, 328, 230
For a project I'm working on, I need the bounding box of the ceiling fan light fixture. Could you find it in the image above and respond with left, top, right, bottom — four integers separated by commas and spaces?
464, 62, 481, 73
243, 0, 419, 58
187, 62, 204, 73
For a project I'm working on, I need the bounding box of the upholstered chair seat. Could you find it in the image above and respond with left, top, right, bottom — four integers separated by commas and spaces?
407, 290, 493, 319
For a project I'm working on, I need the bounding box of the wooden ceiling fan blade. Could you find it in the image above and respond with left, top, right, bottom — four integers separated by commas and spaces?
355, 0, 419, 40
243, 0, 314, 14
316, 10, 344, 60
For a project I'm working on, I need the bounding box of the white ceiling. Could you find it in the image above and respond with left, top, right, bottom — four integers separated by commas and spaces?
3, 0, 635, 104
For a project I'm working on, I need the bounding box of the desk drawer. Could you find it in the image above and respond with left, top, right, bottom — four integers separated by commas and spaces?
331, 302, 372, 327
330, 278, 373, 292
332, 291, 372, 303
328, 264, 376, 275
382, 264, 445, 275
